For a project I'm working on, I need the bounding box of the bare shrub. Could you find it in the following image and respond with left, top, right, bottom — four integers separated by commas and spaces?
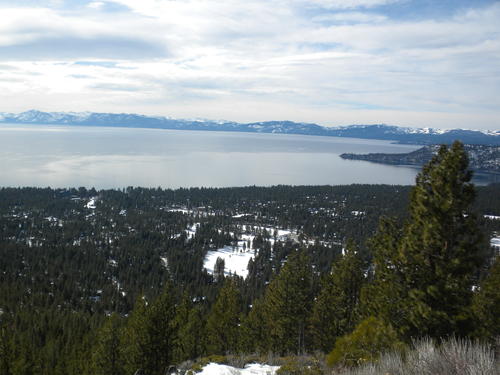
334, 337, 498, 375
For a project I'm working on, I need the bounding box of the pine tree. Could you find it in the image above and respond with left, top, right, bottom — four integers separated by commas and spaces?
91, 314, 123, 375
121, 296, 150, 375
263, 250, 313, 354
0, 326, 12, 375
326, 316, 404, 367
121, 284, 177, 375
471, 256, 500, 340
310, 240, 365, 352
205, 278, 241, 355
172, 292, 205, 362
361, 217, 406, 333
171, 292, 191, 364
214, 257, 225, 282
179, 306, 205, 359
144, 283, 177, 374
238, 296, 268, 354
366, 141, 486, 340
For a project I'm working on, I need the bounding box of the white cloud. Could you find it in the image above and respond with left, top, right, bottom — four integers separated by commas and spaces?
88, 1, 105, 9
312, 12, 387, 24
303, 0, 402, 10
0, 1, 499, 129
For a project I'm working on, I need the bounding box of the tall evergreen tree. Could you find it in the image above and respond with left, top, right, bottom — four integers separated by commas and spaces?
0, 326, 12, 375
121, 296, 150, 375
310, 240, 365, 352
205, 278, 241, 355
361, 217, 406, 332
91, 313, 123, 375
172, 292, 205, 362
263, 250, 313, 354
178, 305, 205, 360
238, 296, 268, 354
121, 284, 177, 375
471, 256, 500, 340
366, 141, 486, 340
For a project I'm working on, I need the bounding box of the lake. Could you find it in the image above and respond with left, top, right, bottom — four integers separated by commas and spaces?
0, 123, 444, 188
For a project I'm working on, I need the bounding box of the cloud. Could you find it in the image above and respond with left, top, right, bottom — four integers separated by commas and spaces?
0, 1, 499, 129
0, 7, 169, 60
312, 12, 388, 24
1, 37, 168, 60
88, 1, 105, 9
303, 0, 402, 10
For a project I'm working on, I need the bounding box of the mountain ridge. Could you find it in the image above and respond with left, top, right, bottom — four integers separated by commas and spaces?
1, 110, 499, 145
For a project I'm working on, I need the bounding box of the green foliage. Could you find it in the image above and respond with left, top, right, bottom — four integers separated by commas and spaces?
238, 296, 268, 353
91, 313, 123, 375
276, 356, 323, 375
326, 317, 405, 367
121, 283, 177, 375
310, 239, 365, 352
205, 278, 242, 355
0, 326, 13, 375
472, 256, 500, 340
120, 296, 149, 374
0, 183, 498, 370
172, 293, 205, 363
263, 250, 314, 355
360, 217, 406, 330
365, 142, 487, 339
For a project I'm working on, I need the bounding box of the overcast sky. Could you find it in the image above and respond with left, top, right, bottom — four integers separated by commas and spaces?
0, 0, 499, 129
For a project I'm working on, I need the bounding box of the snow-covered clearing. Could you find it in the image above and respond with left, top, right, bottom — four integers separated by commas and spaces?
86, 198, 97, 209
232, 213, 250, 218
167, 208, 191, 214
491, 235, 500, 249
186, 223, 199, 239
485, 215, 500, 220
195, 363, 279, 375
204, 246, 255, 278
203, 225, 296, 278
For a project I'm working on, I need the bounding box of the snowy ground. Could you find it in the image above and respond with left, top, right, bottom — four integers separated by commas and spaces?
202, 225, 296, 279
204, 245, 255, 278
484, 215, 500, 220
195, 363, 279, 375
86, 197, 97, 209
491, 235, 500, 249
186, 223, 199, 239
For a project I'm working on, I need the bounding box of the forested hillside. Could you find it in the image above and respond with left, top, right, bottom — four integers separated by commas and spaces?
1, 144, 499, 374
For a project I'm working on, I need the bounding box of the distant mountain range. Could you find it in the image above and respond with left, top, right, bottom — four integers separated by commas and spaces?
1, 110, 499, 145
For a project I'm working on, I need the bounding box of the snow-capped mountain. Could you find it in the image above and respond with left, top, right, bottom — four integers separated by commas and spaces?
1, 110, 499, 145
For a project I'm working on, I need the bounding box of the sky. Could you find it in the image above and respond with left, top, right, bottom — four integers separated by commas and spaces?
0, 0, 499, 130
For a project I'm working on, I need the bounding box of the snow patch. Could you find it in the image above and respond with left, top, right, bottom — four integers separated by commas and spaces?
232, 213, 250, 218
196, 363, 279, 375
86, 198, 97, 209
186, 223, 199, 239
484, 215, 500, 220
491, 236, 500, 249
168, 208, 190, 214
204, 246, 254, 278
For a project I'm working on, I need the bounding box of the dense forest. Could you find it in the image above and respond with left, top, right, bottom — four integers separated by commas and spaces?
0, 143, 499, 374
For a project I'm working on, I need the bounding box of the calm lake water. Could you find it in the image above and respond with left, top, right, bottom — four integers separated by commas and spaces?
0, 123, 440, 188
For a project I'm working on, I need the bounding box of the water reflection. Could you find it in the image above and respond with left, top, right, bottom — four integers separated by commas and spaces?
0, 124, 493, 188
